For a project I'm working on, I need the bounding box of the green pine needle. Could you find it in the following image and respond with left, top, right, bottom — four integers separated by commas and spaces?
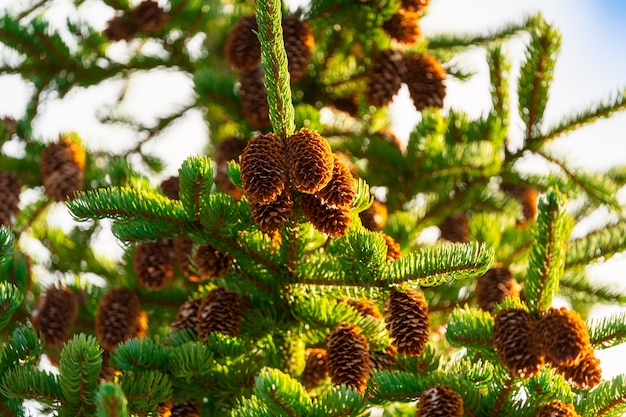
178, 155, 214, 222
587, 312, 626, 350
111, 338, 169, 372
58, 334, 102, 412
0, 282, 22, 332
96, 382, 129, 417
446, 305, 494, 350
566, 221, 626, 269
253, 368, 312, 416
0, 365, 63, 407
0, 226, 14, 264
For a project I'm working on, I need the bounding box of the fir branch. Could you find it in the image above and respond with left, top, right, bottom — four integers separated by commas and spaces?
378, 242, 494, 287
446, 305, 494, 349
178, 156, 214, 222
587, 312, 626, 350
230, 395, 274, 417
577, 375, 626, 417
58, 334, 102, 415
308, 385, 366, 417
118, 370, 172, 415
167, 342, 215, 381
254, 368, 311, 416
255, 0, 295, 137
523, 190, 572, 317
0, 326, 42, 375
367, 370, 428, 404
111, 338, 169, 372
95, 382, 129, 417
565, 221, 626, 269
0, 365, 64, 407
0, 283, 21, 332
560, 271, 626, 305
487, 46, 511, 122
0, 226, 14, 264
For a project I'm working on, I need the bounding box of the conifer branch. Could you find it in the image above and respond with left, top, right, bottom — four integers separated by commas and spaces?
0, 227, 14, 263
179, 156, 214, 222
58, 334, 102, 414
446, 305, 494, 349
577, 375, 626, 417
255, 0, 295, 138
587, 312, 626, 350
308, 385, 366, 417
118, 370, 172, 415
254, 369, 311, 416
95, 382, 129, 417
0, 365, 64, 406
560, 271, 626, 305
565, 221, 626, 269
0, 283, 21, 332
111, 338, 168, 372
487, 46, 510, 122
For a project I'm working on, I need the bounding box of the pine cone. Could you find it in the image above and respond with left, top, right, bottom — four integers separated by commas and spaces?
160, 176, 180, 200
282, 16, 314, 81
347, 299, 383, 321
197, 287, 245, 339
103, 15, 137, 42
240, 66, 270, 129
416, 385, 464, 417
438, 211, 469, 243
40, 136, 86, 202
173, 237, 201, 281
325, 323, 371, 393
215, 137, 247, 199
286, 129, 334, 194
316, 155, 356, 208
381, 233, 402, 261
170, 297, 203, 332
359, 198, 388, 231
553, 349, 602, 390
492, 308, 544, 378
99, 350, 118, 382
383, 10, 420, 44
385, 288, 429, 356
502, 183, 539, 227
171, 401, 201, 417
370, 346, 397, 371
250, 188, 293, 234
300, 193, 351, 237
301, 348, 328, 388
32, 286, 78, 347
401, 0, 430, 13
475, 266, 520, 313
536, 400, 581, 417
130, 0, 167, 33
133, 239, 175, 290
404, 53, 446, 111
225, 14, 261, 72
366, 49, 407, 107
193, 244, 233, 279
158, 400, 172, 417
0, 170, 21, 226
537, 307, 590, 367
240, 132, 286, 204
95, 287, 142, 350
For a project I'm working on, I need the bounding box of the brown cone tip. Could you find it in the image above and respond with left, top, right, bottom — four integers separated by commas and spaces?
225, 14, 261, 72
193, 244, 233, 280
250, 188, 293, 234
282, 16, 314, 81
302, 348, 328, 388
537, 307, 590, 367
240, 132, 286, 204
286, 129, 334, 194
325, 322, 371, 393
104, 15, 137, 42
316, 155, 356, 208
366, 49, 407, 107
492, 308, 544, 378
41, 137, 86, 202
536, 400, 581, 417
438, 211, 469, 243
370, 346, 397, 371
197, 286, 245, 338
32, 286, 79, 347
171, 401, 201, 417
240, 65, 270, 129
346, 299, 383, 321
381, 233, 402, 261
170, 297, 203, 332
359, 198, 388, 231
130, 0, 166, 33
0, 170, 21, 226
215, 137, 247, 199
95, 287, 142, 350
385, 288, 429, 356
475, 266, 520, 313
160, 176, 180, 200
133, 239, 175, 290
383, 10, 420, 44
417, 385, 464, 417
553, 348, 602, 390
404, 52, 446, 112
300, 193, 351, 237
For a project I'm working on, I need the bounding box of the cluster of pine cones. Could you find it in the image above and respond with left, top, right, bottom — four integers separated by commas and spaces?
103, 0, 167, 42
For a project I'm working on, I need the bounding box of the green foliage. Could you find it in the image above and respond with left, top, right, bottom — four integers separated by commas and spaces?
253, 368, 312, 416
0, 282, 22, 331
58, 334, 102, 415
0, 226, 14, 264
95, 382, 129, 417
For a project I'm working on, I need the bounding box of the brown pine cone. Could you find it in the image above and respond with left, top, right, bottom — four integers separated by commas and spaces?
537, 307, 590, 367
347, 299, 383, 321
225, 14, 261, 72
130, 0, 167, 33
553, 349, 602, 390
300, 193, 351, 237
475, 266, 520, 313
359, 198, 388, 231
301, 348, 328, 388
366, 49, 407, 107
40, 136, 86, 202
492, 308, 544, 378
404, 52, 446, 111
95, 287, 142, 350
0, 170, 21, 226
282, 16, 314, 81
197, 287, 245, 339
103, 15, 137, 42
416, 385, 464, 417
170, 297, 203, 332
193, 244, 233, 279
325, 323, 371, 393
133, 239, 175, 290
385, 288, 429, 356
160, 176, 180, 200
402, 0, 430, 12
438, 211, 469, 243
536, 400, 581, 417
215, 137, 247, 199
32, 286, 78, 347
502, 183, 539, 227
381, 233, 402, 261
316, 155, 356, 208
171, 401, 201, 417
250, 188, 293, 234
286, 129, 334, 194
173, 237, 201, 281
99, 350, 118, 382
370, 346, 397, 371
239, 132, 286, 204
240, 65, 270, 130
383, 10, 420, 44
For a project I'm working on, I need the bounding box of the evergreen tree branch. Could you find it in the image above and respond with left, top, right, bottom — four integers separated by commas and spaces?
560, 271, 626, 305
446, 305, 494, 349
58, 334, 102, 415
0, 283, 22, 332
118, 370, 172, 415
178, 156, 214, 223
255, 0, 295, 138
0, 226, 14, 264
167, 341, 215, 380
111, 339, 169, 372
488, 46, 511, 123
0, 365, 64, 407
0, 326, 42, 376
565, 221, 626, 269
95, 382, 129, 417
577, 375, 626, 417
253, 368, 311, 416
308, 385, 366, 417
587, 312, 626, 350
